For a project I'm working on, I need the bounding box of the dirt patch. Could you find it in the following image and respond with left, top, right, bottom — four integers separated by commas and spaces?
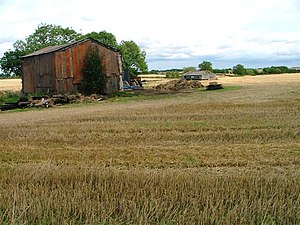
154, 80, 204, 92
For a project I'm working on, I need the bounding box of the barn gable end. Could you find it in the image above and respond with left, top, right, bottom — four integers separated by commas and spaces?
21, 38, 122, 95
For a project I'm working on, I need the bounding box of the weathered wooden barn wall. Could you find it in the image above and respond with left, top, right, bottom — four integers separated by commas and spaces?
22, 52, 56, 94
22, 38, 122, 95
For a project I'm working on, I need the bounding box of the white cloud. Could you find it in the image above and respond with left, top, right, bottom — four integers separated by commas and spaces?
0, 0, 299, 70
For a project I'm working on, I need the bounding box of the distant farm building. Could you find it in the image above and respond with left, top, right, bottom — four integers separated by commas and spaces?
181, 71, 217, 80
21, 38, 122, 95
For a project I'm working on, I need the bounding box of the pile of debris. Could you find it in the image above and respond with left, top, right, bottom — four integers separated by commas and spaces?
154, 80, 204, 92
0, 94, 107, 111
205, 82, 223, 90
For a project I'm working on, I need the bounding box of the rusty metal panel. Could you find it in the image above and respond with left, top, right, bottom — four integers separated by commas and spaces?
55, 52, 62, 79
69, 48, 74, 78
72, 44, 80, 84
61, 51, 67, 79
70, 41, 89, 84
55, 52, 64, 94
78, 42, 89, 78
65, 48, 71, 78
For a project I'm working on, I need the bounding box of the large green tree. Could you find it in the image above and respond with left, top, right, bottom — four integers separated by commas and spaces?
119, 40, 148, 80
233, 64, 246, 75
85, 31, 119, 49
15, 23, 82, 53
0, 23, 82, 76
0, 50, 24, 76
199, 61, 213, 71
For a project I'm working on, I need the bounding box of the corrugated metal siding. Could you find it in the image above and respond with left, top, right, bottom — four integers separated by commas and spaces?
55, 51, 63, 93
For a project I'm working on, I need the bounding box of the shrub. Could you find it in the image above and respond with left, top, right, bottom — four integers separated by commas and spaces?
165, 71, 181, 78
80, 47, 106, 95
0, 91, 20, 105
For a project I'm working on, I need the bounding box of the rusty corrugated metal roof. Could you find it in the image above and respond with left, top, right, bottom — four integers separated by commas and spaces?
22, 43, 70, 58
21, 38, 119, 58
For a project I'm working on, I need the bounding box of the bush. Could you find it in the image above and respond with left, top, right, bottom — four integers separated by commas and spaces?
246, 69, 256, 76
0, 91, 20, 105
80, 47, 106, 95
165, 71, 181, 78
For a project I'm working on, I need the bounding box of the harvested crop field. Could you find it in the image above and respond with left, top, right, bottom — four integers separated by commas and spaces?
0, 73, 300, 224
0, 78, 22, 91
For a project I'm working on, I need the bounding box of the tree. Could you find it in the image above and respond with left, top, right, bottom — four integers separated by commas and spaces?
16, 23, 82, 53
0, 23, 82, 76
183, 66, 196, 73
0, 50, 24, 76
233, 64, 246, 75
245, 69, 255, 75
85, 31, 119, 49
80, 47, 106, 95
119, 40, 148, 80
198, 61, 213, 71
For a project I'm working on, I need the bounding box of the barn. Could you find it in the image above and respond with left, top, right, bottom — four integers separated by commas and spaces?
21, 37, 123, 95
181, 70, 217, 80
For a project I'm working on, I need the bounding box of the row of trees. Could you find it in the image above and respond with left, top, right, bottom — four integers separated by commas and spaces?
0, 23, 148, 78
149, 61, 299, 78
217, 65, 298, 75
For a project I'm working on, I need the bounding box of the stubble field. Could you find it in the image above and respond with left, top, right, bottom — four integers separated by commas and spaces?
0, 74, 300, 224
0, 79, 22, 91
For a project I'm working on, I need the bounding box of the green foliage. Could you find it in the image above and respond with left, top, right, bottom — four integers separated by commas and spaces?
213, 68, 226, 73
15, 23, 82, 53
119, 40, 148, 79
198, 61, 213, 71
263, 66, 290, 74
85, 31, 119, 50
233, 64, 246, 75
183, 66, 196, 73
0, 91, 20, 105
0, 23, 83, 77
80, 47, 106, 95
0, 23, 149, 82
0, 73, 10, 78
165, 71, 181, 78
148, 70, 159, 74
245, 69, 256, 75
0, 50, 24, 77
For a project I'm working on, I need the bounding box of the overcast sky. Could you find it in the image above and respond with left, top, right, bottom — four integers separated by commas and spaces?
0, 0, 299, 70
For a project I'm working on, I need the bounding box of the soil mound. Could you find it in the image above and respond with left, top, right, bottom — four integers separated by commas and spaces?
154, 80, 204, 92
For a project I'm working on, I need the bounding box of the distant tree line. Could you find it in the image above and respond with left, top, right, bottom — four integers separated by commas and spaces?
214, 65, 298, 76
146, 62, 299, 77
